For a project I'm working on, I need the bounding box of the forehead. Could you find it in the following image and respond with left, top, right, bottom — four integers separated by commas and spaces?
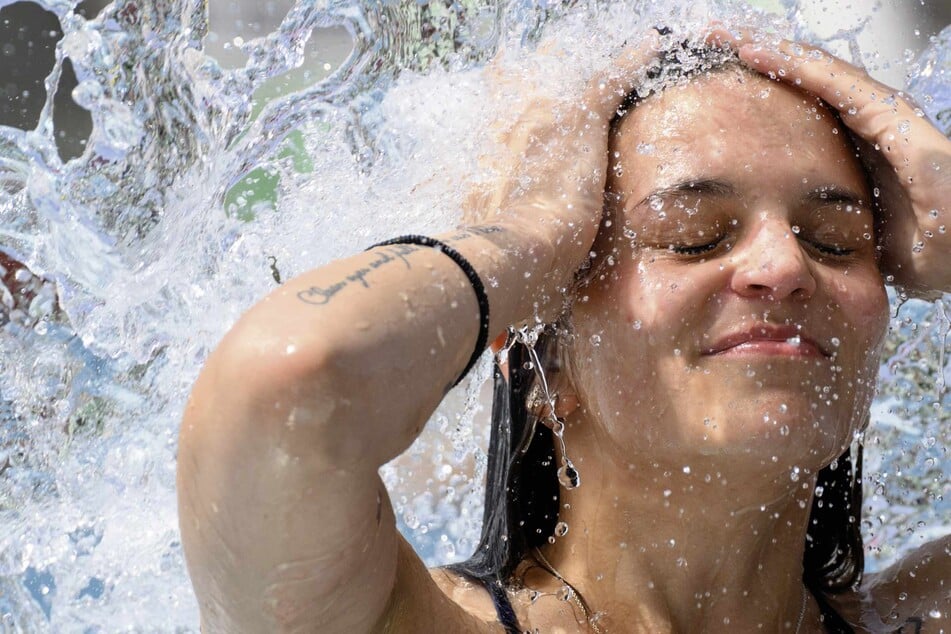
612, 69, 865, 200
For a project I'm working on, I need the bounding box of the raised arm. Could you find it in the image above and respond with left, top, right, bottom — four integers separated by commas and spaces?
176, 38, 659, 633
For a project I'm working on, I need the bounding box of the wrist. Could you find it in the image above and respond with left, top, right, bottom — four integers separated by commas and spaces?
445, 220, 570, 325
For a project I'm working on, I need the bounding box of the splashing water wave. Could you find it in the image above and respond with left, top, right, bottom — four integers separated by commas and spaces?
0, 0, 948, 629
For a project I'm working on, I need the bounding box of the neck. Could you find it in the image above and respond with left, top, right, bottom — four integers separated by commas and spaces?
530, 412, 820, 632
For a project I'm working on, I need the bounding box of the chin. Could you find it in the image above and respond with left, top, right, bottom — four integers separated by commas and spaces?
674, 392, 857, 473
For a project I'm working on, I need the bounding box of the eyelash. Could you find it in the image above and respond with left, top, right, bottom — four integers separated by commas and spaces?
668, 241, 720, 255
667, 237, 855, 258
804, 240, 855, 257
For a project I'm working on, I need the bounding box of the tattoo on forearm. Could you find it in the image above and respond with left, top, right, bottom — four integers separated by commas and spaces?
296, 225, 506, 306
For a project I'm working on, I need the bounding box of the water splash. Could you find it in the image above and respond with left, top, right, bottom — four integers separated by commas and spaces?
0, 0, 948, 630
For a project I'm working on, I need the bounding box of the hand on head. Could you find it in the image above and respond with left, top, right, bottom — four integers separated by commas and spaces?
709, 26, 951, 298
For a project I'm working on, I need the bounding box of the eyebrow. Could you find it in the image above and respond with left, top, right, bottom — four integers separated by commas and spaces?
633, 178, 737, 209
630, 180, 868, 211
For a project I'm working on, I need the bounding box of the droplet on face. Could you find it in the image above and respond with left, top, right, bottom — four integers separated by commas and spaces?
554, 521, 569, 537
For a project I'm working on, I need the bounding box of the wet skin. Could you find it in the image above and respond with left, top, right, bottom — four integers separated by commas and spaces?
569, 67, 889, 476
515, 68, 893, 631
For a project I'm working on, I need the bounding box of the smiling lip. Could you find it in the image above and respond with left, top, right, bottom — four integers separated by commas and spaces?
703, 325, 829, 358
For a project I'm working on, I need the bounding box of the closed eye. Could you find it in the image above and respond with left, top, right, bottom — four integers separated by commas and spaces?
806, 239, 855, 257
668, 240, 721, 256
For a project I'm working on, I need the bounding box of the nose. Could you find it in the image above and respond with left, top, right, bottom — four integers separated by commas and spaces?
729, 219, 817, 301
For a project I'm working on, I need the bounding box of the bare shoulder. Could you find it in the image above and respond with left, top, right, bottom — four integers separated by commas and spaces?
371, 539, 504, 634
862, 535, 951, 633
428, 563, 588, 634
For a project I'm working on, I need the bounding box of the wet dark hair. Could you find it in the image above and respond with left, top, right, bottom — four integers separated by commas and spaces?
448, 41, 868, 634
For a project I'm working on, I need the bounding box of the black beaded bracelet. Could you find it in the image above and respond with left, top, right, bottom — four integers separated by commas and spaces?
367, 234, 490, 387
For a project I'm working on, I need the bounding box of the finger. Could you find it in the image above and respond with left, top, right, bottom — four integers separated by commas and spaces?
736, 37, 927, 146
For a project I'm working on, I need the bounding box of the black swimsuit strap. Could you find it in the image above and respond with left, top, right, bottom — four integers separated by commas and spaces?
481, 578, 521, 634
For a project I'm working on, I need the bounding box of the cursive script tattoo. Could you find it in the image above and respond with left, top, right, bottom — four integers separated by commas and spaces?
295, 225, 506, 306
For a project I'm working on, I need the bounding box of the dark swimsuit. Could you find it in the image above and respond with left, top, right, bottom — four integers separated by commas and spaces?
480, 578, 855, 634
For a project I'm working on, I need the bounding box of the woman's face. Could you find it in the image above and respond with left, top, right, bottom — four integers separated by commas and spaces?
568, 68, 889, 475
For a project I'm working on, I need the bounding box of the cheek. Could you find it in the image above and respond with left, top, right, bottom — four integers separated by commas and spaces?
569, 259, 712, 417
830, 268, 889, 354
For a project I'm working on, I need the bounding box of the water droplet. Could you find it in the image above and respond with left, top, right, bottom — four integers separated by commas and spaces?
682, 466, 691, 474
636, 142, 655, 155
558, 462, 580, 489
791, 225, 801, 234
589, 334, 601, 346
554, 521, 569, 537
790, 466, 801, 482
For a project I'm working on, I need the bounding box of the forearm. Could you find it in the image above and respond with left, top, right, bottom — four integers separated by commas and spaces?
217, 221, 557, 467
